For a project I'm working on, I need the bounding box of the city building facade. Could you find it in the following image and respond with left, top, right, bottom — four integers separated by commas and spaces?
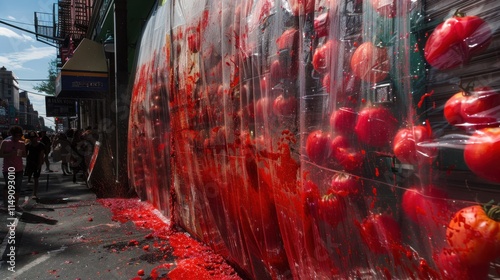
0, 66, 20, 131
0, 67, 43, 132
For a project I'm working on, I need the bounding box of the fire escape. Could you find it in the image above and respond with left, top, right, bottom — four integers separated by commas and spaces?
34, 0, 94, 68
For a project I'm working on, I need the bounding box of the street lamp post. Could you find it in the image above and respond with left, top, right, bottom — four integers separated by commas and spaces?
103, 31, 120, 184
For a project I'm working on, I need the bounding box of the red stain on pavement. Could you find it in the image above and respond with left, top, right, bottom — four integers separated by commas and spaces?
99, 198, 166, 232
168, 232, 241, 279
98, 198, 242, 280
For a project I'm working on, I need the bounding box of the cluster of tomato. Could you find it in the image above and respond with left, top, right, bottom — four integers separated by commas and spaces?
424, 9, 500, 277
303, 3, 500, 278
444, 85, 500, 183
426, 9, 500, 185
303, 1, 432, 276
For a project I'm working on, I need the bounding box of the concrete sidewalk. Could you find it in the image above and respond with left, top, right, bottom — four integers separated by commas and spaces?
0, 163, 243, 279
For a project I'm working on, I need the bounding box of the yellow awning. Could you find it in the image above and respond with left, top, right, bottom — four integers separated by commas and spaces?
56, 39, 109, 99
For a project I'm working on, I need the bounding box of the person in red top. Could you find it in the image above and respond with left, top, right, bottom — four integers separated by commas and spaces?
0, 125, 26, 212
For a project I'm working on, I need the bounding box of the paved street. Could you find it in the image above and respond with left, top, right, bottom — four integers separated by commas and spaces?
0, 159, 244, 280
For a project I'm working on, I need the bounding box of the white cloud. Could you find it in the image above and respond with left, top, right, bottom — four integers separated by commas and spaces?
0, 26, 25, 40
0, 56, 9, 65
0, 45, 54, 70
21, 34, 35, 42
0, 27, 35, 42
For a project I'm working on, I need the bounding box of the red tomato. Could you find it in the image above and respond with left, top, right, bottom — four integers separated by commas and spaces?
276, 28, 300, 77
350, 42, 390, 83
270, 59, 284, 83
329, 173, 362, 197
312, 40, 337, 74
424, 12, 492, 70
369, 0, 413, 18
446, 203, 500, 265
393, 125, 436, 165
305, 130, 332, 165
401, 186, 449, 226
334, 147, 364, 172
329, 107, 357, 136
273, 94, 297, 116
464, 127, 500, 183
317, 192, 347, 227
254, 97, 273, 122
276, 28, 299, 51
433, 248, 490, 280
329, 134, 349, 152
444, 91, 467, 125
357, 213, 402, 254
444, 86, 500, 129
355, 107, 398, 147
330, 135, 364, 172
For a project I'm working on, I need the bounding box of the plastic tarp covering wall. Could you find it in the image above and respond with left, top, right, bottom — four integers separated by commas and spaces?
128, 0, 500, 279
128, 5, 172, 214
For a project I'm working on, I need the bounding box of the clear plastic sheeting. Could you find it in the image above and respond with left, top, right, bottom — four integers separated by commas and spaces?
128, 0, 500, 279
128, 5, 171, 214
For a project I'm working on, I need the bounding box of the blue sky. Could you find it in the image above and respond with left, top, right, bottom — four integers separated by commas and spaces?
0, 0, 58, 129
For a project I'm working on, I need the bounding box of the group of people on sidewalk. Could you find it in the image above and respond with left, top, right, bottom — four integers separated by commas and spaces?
0, 125, 98, 212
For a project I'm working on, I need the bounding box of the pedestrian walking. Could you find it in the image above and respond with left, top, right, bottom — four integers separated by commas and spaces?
54, 132, 72, 176
0, 125, 26, 211
24, 131, 46, 200
70, 129, 87, 183
39, 131, 54, 172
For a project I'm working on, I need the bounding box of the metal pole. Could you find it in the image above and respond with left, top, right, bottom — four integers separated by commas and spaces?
113, 0, 128, 187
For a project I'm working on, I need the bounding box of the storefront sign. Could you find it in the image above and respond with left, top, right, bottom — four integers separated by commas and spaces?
56, 70, 108, 99
45, 96, 77, 117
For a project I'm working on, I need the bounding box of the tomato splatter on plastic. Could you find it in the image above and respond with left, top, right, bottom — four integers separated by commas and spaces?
157, 143, 166, 152
417, 90, 434, 108
381, 267, 392, 279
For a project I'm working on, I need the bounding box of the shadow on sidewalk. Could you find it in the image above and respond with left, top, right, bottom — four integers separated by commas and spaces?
34, 197, 78, 204
19, 212, 58, 225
